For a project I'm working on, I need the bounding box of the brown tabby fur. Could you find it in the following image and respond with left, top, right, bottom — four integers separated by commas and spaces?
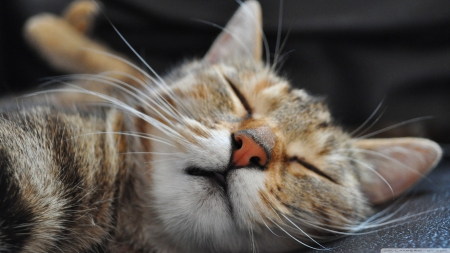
0, 1, 442, 252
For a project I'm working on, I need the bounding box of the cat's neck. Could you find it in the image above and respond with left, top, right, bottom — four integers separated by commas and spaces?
112, 109, 175, 252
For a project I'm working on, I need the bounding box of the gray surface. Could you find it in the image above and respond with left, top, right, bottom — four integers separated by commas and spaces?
304, 158, 450, 253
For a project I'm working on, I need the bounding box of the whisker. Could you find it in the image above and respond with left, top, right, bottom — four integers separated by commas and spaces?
346, 157, 394, 199
358, 116, 434, 139
273, 0, 284, 70
79, 49, 194, 118
354, 208, 441, 231
108, 26, 166, 89
261, 218, 282, 237
261, 194, 333, 246
248, 225, 257, 253
121, 151, 183, 156
355, 107, 387, 138
59, 74, 184, 127
343, 147, 432, 181
273, 37, 293, 72
280, 213, 326, 249
38, 73, 181, 123
23, 86, 190, 145
94, 70, 186, 120
72, 131, 175, 147
265, 216, 326, 250
360, 194, 411, 226
260, 194, 283, 222
350, 97, 385, 136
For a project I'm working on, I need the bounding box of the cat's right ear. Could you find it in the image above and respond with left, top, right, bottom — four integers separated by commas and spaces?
354, 138, 442, 204
204, 1, 262, 64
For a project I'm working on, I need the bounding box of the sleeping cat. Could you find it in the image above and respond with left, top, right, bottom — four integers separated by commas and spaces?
0, 0, 442, 252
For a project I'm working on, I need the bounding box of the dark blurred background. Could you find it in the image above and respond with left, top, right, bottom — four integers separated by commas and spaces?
1, 0, 450, 147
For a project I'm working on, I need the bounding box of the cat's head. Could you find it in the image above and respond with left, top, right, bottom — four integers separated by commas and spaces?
144, 1, 442, 252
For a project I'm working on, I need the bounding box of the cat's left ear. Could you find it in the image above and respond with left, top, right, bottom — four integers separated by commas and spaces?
204, 1, 262, 63
354, 138, 442, 204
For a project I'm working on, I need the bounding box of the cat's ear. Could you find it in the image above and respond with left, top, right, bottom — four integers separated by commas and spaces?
204, 1, 262, 64
354, 138, 442, 204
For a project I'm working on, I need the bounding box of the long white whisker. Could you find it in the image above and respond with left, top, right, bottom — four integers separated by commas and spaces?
260, 194, 283, 221
61, 74, 184, 128
248, 225, 257, 253
107, 26, 166, 88
355, 208, 441, 231
343, 147, 431, 181
346, 157, 394, 199
90, 70, 185, 120
39, 72, 185, 123
265, 217, 326, 250
350, 97, 385, 136
356, 200, 410, 231
23, 87, 190, 145
79, 48, 194, 118
72, 131, 175, 147
261, 218, 282, 237
358, 116, 433, 139
280, 213, 326, 249
81, 48, 154, 84
355, 107, 387, 138
273, 0, 284, 69
261, 194, 332, 246
273, 30, 293, 72
122, 151, 184, 156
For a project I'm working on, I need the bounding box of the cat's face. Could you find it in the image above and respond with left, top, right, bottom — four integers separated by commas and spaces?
142, 1, 441, 252
149, 59, 369, 252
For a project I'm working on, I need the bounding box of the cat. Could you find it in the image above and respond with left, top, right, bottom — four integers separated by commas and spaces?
0, 0, 442, 252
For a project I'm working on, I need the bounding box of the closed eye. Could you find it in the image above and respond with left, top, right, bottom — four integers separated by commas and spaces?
224, 76, 252, 118
289, 157, 337, 184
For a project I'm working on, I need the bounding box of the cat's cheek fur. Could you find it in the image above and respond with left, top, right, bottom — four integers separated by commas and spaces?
151, 170, 238, 251
228, 169, 266, 229
149, 128, 248, 251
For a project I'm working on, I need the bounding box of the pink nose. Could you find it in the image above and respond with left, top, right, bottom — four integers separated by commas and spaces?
232, 132, 268, 167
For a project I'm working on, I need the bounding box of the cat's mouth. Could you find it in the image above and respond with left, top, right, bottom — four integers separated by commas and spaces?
186, 167, 227, 192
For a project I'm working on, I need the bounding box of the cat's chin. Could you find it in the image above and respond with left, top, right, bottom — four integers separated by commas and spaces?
185, 167, 228, 193
151, 170, 301, 252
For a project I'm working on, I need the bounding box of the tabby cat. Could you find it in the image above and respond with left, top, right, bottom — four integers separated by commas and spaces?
0, 1, 442, 252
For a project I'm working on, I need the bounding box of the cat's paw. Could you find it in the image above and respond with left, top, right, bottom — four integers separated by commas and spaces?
23, 13, 94, 73
23, 0, 143, 103
23, 1, 105, 74
63, 0, 101, 34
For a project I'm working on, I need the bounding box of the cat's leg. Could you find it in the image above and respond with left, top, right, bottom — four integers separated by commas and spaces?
23, 1, 145, 103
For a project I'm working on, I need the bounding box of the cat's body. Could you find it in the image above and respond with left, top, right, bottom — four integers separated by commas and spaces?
0, 1, 442, 252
